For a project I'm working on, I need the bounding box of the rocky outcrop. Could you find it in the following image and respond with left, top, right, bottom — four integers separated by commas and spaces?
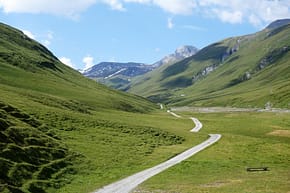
191, 20, 290, 86
228, 46, 289, 87
257, 46, 289, 70
192, 40, 240, 84
153, 45, 198, 67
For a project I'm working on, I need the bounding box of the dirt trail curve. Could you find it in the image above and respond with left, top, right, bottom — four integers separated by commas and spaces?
190, 117, 203, 132
94, 111, 221, 193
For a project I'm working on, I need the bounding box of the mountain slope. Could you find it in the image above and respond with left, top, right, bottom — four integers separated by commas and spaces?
83, 46, 198, 90
83, 62, 153, 90
266, 18, 290, 29
129, 20, 290, 108
0, 22, 155, 113
1, 23, 181, 193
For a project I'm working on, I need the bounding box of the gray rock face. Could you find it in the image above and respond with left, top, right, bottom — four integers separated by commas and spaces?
153, 45, 198, 67
192, 40, 240, 84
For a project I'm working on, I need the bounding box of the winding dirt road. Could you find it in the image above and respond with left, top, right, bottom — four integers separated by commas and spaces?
190, 117, 203, 132
94, 111, 221, 193
167, 110, 181, 118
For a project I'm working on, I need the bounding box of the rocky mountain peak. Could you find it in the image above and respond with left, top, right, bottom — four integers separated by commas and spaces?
175, 45, 199, 58
153, 45, 198, 67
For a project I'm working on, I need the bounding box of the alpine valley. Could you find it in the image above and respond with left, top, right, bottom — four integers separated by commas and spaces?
0, 22, 187, 193
0, 19, 290, 193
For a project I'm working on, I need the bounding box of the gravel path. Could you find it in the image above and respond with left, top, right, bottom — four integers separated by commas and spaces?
93, 111, 221, 193
190, 117, 203, 132
167, 110, 181, 118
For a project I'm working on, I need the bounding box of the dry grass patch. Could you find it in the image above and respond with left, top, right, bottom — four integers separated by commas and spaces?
267, 130, 290, 138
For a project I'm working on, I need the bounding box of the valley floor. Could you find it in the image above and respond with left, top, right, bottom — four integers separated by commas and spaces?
94, 114, 221, 193
133, 110, 290, 193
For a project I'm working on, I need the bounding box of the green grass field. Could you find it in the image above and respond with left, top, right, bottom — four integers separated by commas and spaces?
136, 111, 290, 193
0, 91, 207, 193
1, 22, 289, 193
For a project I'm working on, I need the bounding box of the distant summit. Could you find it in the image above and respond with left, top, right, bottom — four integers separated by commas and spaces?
175, 45, 199, 58
83, 62, 152, 79
83, 45, 198, 90
266, 19, 290, 30
153, 45, 198, 67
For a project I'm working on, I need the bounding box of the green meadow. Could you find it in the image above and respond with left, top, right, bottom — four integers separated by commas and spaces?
137, 111, 290, 193
1, 22, 289, 193
0, 89, 207, 193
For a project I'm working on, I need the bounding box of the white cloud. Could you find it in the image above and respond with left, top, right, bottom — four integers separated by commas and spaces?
83, 55, 95, 70
102, 0, 125, 11
197, 0, 290, 25
125, 0, 290, 25
125, 0, 290, 26
250, 0, 290, 25
1, 0, 289, 27
152, 0, 196, 15
124, 0, 196, 15
124, 0, 150, 3
213, 9, 243, 24
249, 14, 262, 27
167, 17, 174, 29
0, 0, 96, 18
60, 57, 75, 68
22, 30, 35, 39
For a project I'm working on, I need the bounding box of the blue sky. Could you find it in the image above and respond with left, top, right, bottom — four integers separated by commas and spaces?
0, 0, 289, 70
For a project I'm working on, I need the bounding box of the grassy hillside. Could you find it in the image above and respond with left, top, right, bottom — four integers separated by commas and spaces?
0, 102, 77, 193
129, 24, 290, 108
0, 23, 202, 193
0, 23, 156, 113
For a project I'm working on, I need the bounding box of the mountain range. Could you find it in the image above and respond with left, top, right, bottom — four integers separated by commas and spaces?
83, 45, 198, 90
128, 19, 290, 108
